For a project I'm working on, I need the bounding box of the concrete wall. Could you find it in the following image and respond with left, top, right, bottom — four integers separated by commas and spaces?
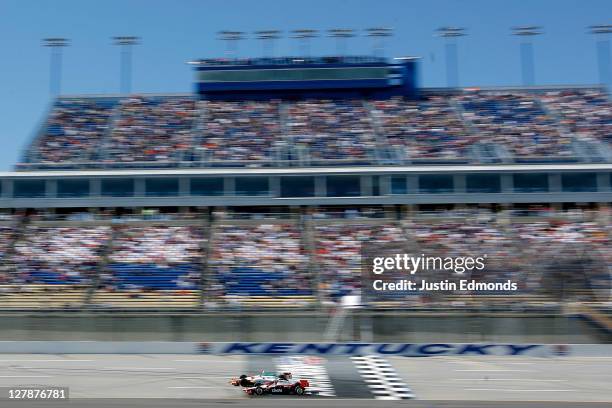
0, 313, 606, 343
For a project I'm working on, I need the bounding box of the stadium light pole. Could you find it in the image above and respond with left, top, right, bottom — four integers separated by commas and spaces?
328, 29, 355, 56
218, 31, 245, 59
589, 25, 612, 90
113, 36, 139, 95
436, 27, 465, 88
366, 27, 393, 58
43, 38, 69, 97
255, 30, 282, 58
291, 29, 318, 57
512, 26, 543, 87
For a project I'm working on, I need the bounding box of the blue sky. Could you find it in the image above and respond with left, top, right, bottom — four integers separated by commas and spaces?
0, 0, 610, 170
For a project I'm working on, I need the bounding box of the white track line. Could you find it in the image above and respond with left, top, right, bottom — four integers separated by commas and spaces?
173, 376, 221, 380
173, 359, 242, 363
0, 375, 53, 378
11, 367, 59, 370
453, 378, 568, 382
103, 367, 176, 370
455, 369, 535, 372
465, 388, 576, 392
0, 360, 93, 362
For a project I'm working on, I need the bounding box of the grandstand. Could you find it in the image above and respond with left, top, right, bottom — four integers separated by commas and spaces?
0, 207, 610, 311
0, 54, 610, 313
16, 88, 612, 169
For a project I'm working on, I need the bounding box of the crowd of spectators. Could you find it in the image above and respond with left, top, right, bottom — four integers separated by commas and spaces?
108, 226, 203, 265
287, 99, 377, 161
99, 226, 203, 293
198, 100, 283, 162
315, 224, 404, 301
541, 89, 612, 145
23, 90, 612, 167
408, 220, 511, 260
514, 219, 610, 264
210, 224, 310, 299
515, 219, 609, 246
0, 210, 608, 305
0, 226, 15, 260
36, 98, 116, 163
404, 216, 611, 296
406, 220, 522, 293
457, 92, 575, 158
10, 226, 110, 285
513, 219, 611, 296
105, 96, 197, 162
0, 224, 17, 287
373, 96, 473, 160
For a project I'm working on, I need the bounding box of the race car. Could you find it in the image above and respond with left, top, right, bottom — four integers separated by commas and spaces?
229, 371, 292, 387
243, 378, 309, 396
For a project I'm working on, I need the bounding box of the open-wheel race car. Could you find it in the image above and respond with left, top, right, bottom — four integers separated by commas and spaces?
229, 371, 292, 387
243, 378, 310, 396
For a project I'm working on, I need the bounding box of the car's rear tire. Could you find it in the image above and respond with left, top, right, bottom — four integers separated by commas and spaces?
294, 385, 304, 396
255, 387, 264, 396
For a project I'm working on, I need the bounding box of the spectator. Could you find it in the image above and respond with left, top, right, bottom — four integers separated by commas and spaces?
456, 92, 575, 158
373, 96, 473, 159
287, 100, 377, 161
198, 100, 284, 162
105, 96, 197, 163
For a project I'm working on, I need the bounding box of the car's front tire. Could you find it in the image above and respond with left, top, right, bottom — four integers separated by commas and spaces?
294, 385, 304, 396
254, 387, 264, 396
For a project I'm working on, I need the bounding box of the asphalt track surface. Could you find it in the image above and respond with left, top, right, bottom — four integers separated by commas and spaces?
2, 400, 612, 408
0, 354, 609, 407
